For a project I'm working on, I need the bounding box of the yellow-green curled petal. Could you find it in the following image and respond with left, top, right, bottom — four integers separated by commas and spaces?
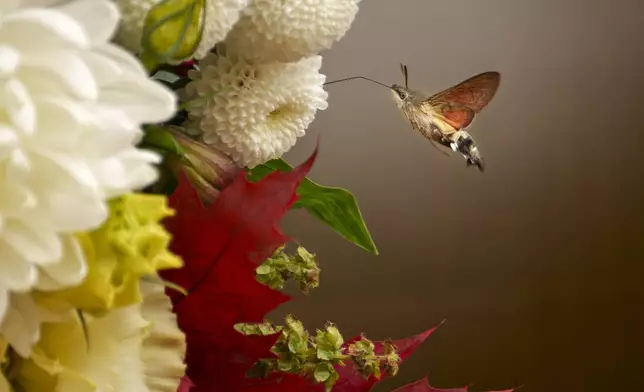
35, 193, 183, 315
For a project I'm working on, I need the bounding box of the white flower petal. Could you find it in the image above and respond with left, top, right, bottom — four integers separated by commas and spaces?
62, 305, 150, 391
0, 293, 42, 357
99, 76, 176, 123
20, 49, 98, 100
0, 9, 88, 51
140, 280, 186, 392
0, 289, 7, 327
91, 156, 128, 189
32, 151, 99, 192
2, 220, 62, 265
100, 149, 161, 195
0, 241, 38, 292
80, 50, 126, 87
30, 97, 88, 153
5, 149, 31, 184
0, 45, 19, 76
20, 0, 64, 7
0, 184, 36, 215
0, 78, 35, 134
40, 189, 108, 232
56, 0, 119, 45
37, 234, 86, 290
0, 125, 18, 157
95, 43, 146, 75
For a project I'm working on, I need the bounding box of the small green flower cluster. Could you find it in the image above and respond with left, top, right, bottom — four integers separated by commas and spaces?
238, 313, 400, 391
255, 246, 320, 294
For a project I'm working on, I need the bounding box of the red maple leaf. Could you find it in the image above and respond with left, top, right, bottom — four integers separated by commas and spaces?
330, 325, 442, 392
162, 144, 513, 392
161, 147, 318, 392
392, 379, 517, 392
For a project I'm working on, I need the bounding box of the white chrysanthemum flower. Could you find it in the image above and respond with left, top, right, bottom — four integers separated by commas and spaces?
113, 0, 249, 60
183, 48, 328, 168
0, 0, 175, 352
140, 280, 186, 392
225, 0, 361, 62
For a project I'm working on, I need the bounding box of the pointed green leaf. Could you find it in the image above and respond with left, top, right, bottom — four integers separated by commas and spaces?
246, 159, 378, 255
141, 0, 205, 63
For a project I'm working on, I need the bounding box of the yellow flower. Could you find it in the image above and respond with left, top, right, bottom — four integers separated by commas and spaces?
34, 193, 183, 316
5, 278, 185, 392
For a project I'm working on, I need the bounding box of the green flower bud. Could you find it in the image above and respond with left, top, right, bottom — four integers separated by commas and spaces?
168, 129, 240, 204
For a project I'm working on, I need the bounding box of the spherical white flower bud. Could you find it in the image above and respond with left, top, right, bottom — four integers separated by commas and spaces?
225, 0, 361, 62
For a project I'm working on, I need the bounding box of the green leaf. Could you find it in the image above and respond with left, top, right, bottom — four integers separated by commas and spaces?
141, 0, 205, 63
255, 265, 272, 275
316, 348, 335, 361
153, 70, 181, 84
325, 325, 344, 349
246, 159, 378, 255
277, 357, 296, 372
141, 126, 184, 156
287, 334, 306, 354
313, 363, 332, 382
284, 315, 306, 336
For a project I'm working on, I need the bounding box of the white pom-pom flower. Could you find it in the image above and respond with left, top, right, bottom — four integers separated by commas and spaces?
0, 0, 175, 352
183, 48, 328, 168
193, 0, 250, 60
113, 0, 249, 59
112, 0, 161, 54
225, 0, 361, 62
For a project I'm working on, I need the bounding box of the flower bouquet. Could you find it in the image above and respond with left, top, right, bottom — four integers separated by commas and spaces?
0, 1, 515, 391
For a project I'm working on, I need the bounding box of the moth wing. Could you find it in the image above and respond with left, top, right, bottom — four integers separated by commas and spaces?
417, 101, 475, 134
437, 106, 476, 130
426, 71, 500, 114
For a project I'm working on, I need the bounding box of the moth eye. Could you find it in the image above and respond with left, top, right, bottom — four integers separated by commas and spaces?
398, 91, 407, 99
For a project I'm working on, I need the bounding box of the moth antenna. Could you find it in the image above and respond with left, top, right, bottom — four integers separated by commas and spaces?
403, 64, 409, 88
400, 63, 409, 88
324, 76, 392, 90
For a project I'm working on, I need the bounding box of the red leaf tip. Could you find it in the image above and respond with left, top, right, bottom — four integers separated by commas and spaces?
393, 377, 518, 392
294, 141, 319, 178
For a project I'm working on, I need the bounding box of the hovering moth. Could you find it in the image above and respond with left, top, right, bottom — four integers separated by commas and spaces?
325, 65, 501, 171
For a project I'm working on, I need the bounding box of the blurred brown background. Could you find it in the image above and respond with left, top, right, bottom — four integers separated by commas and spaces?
275, 0, 644, 391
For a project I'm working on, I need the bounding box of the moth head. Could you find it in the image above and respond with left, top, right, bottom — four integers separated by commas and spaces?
391, 84, 412, 103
